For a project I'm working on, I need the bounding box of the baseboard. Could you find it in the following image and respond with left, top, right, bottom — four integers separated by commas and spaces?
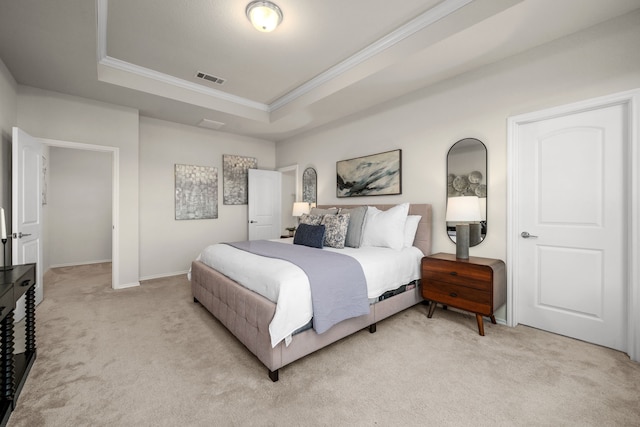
114, 281, 140, 290
49, 259, 112, 269
139, 270, 189, 282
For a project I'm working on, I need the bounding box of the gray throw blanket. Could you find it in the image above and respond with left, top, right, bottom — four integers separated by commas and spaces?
226, 240, 369, 334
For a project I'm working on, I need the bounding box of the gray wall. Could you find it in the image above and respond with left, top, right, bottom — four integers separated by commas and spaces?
17, 86, 140, 288
276, 12, 640, 321
13, 93, 277, 281
47, 146, 112, 267
138, 117, 275, 279
0, 59, 17, 268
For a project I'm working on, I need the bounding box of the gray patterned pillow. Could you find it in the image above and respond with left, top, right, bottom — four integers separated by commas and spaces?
321, 213, 350, 248
299, 214, 323, 226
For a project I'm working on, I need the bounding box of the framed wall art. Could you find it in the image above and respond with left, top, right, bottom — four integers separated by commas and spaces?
336, 149, 402, 197
223, 154, 257, 205
175, 164, 218, 220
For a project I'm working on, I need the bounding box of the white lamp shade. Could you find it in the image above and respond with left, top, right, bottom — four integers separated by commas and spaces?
446, 196, 481, 222
292, 202, 310, 217
246, 1, 283, 32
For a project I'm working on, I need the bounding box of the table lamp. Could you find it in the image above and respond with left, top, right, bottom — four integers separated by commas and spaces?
291, 202, 310, 235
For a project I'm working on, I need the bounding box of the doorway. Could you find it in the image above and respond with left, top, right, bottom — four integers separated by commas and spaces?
47, 146, 112, 268
279, 164, 298, 236
39, 137, 120, 290
12, 129, 120, 321
507, 89, 640, 362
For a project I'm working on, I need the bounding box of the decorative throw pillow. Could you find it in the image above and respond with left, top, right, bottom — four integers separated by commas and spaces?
403, 215, 422, 248
299, 213, 323, 226
339, 206, 368, 248
293, 224, 325, 248
361, 203, 409, 250
321, 213, 350, 249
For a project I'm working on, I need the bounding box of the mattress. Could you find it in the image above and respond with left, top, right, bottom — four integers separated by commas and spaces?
197, 239, 423, 347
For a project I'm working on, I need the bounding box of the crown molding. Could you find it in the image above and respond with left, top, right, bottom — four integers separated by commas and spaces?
269, 0, 473, 112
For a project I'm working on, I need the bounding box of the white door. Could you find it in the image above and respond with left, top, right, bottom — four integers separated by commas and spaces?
12, 127, 45, 321
515, 104, 626, 351
248, 169, 281, 240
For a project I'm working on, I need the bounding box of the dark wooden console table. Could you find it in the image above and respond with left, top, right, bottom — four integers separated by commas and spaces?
0, 264, 37, 427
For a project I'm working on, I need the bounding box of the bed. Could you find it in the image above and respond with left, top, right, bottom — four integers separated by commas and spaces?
190, 203, 432, 381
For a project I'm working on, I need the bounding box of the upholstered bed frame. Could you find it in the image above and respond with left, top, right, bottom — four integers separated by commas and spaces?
191, 203, 432, 381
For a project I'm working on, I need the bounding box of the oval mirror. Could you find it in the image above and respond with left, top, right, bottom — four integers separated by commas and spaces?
302, 167, 317, 205
446, 138, 487, 246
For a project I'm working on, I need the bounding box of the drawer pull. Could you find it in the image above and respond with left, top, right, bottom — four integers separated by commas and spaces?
20, 280, 31, 287
449, 292, 458, 298
449, 271, 458, 276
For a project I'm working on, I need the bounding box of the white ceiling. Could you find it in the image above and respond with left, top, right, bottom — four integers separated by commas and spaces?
1, 0, 639, 141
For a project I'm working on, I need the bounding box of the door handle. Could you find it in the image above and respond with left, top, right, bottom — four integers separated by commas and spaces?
249, 220, 258, 224
521, 231, 538, 239
11, 232, 32, 239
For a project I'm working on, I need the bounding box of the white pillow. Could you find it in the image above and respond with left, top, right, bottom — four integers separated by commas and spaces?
403, 215, 422, 248
361, 203, 409, 250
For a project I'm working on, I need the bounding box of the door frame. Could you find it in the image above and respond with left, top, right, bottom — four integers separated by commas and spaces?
277, 164, 299, 200
40, 137, 120, 290
507, 88, 640, 361
278, 164, 299, 234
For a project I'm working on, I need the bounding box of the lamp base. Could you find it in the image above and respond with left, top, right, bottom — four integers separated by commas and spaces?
469, 222, 482, 246
455, 224, 470, 259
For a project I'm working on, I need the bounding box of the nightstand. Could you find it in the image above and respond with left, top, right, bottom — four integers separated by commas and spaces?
421, 253, 506, 336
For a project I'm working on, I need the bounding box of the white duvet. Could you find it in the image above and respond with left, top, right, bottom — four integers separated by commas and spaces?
196, 239, 423, 348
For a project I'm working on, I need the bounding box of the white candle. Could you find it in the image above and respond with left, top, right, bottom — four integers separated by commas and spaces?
0, 208, 6, 240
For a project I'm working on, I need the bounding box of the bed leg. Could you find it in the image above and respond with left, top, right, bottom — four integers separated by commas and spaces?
269, 369, 279, 382
369, 323, 377, 334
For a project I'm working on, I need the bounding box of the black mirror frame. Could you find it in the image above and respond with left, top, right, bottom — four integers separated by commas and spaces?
446, 138, 487, 246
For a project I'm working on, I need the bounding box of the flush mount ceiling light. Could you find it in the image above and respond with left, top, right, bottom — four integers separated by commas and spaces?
246, 1, 283, 32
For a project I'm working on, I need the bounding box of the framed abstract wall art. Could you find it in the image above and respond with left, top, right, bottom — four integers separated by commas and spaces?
223, 154, 257, 205
336, 149, 402, 197
175, 164, 218, 220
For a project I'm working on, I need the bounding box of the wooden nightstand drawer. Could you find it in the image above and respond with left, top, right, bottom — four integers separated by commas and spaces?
422, 270, 491, 292
423, 280, 491, 313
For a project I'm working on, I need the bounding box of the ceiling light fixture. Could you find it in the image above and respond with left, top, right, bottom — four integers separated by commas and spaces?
246, 1, 283, 33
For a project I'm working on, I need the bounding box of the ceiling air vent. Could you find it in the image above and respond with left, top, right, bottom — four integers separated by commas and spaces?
195, 71, 226, 85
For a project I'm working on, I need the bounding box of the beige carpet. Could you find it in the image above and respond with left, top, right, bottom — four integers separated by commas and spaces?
6, 263, 640, 426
